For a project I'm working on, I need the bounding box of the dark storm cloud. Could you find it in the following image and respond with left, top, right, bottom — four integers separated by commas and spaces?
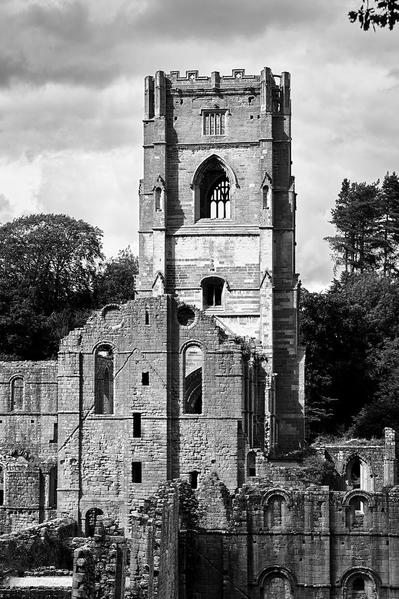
0, 0, 337, 89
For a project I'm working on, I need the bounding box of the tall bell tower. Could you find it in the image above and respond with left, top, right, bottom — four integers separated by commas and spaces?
138, 68, 304, 453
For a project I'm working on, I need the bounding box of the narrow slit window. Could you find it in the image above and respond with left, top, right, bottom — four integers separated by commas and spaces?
189, 471, 199, 489
49, 422, 58, 444
132, 461, 142, 483
0, 466, 4, 506
133, 413, 142, 438
48, 466, 57, 509
145, 308, 150, 325
142, 372, 149, 386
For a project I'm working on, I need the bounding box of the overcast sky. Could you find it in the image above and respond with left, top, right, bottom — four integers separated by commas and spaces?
0, 0, 398, 291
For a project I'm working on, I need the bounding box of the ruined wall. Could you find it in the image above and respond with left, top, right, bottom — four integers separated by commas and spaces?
0, 361, 58, 533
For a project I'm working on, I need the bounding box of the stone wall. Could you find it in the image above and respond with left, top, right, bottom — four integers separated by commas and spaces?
0, 518, 76, 574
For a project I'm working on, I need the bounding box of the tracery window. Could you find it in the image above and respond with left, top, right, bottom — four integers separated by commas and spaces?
183, 345, 203, 414
209, 177, 230, 219
193, 155, 233, 220
94, 345, 114, 414
10, 377, 24, 411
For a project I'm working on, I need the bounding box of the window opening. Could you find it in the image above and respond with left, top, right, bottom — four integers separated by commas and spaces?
94, 345, 114, 414
154, 187, 163, 211
142, 372, 149, 386
0, 466, 4, 506
132, 462, 142, 483
203, 111, 225, 136
197, 156, 232, 220
189, 471, 199, 489
145, 308, 150, 325
202, 277, 224, 309
263, 185, 269, 209
49, 466, 57, 509
11, 377, 24, 411
183, 346, 203, 414
133, 413, 142, 438
247, 451, 256, 477
50, 422, 58, 444
209, 177, 230, 219
85, 508, 103, 537
352, 578, 365, 592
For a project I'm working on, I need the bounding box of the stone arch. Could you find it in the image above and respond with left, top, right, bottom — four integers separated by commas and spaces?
262, 489, 291, 529
180, 342, 204, 415
94, 343, 114, 415
85, 507, 104, 537
343, 490, 374, 530
258, 566, 296, 599
341, 568, 379, 599
9, 375, 24, 411
190, 155, 238, 221
344, 455, 374, 492
247, 450, 256, 477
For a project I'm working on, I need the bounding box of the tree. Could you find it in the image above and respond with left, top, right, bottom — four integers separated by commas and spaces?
0, 214, 104, 359
349, 0, 399, 30
326, 179, 381, 275
378, 172, 399, 275
94, 246, 138, 306
301, 273, 399, 439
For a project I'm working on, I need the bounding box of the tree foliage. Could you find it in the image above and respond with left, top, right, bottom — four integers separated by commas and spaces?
0, 214, 138, 360
301, 273, 399, 439
349, 0, 399, 30
326, 174, 399, 276
94, 246, 138, 306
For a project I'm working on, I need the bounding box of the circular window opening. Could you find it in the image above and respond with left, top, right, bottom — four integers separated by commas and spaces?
177, 305, 196, 327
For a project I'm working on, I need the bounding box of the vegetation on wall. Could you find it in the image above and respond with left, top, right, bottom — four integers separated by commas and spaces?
0, 214, 138, 361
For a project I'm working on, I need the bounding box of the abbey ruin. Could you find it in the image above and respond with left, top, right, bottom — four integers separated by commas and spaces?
0, 68, 398, 599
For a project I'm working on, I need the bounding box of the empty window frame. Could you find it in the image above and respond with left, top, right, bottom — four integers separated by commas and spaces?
133, 413, 142, 438
142, 372, 149, 386
195, 156, 232, 220
203, 111, 226, 136
247, 451, 256, 477
85, 508, 103, 537
94, 345, 114, 414
183, 346, 203, 414
202, 277, 224, 309
48, 466, 57, 509
10, 377, 24, 411
189, 471, 199, 489
132, 461, 142, 483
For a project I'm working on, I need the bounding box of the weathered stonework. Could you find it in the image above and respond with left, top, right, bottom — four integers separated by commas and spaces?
0, 67, 397, 599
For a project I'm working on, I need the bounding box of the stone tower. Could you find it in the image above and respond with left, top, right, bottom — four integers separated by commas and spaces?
138, 68, 304, 453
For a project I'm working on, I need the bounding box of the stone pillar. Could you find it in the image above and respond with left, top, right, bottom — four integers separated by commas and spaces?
72, 546, 95, 599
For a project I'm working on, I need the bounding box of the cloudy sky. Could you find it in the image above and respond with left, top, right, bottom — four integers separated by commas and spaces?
0, 0, 398, 290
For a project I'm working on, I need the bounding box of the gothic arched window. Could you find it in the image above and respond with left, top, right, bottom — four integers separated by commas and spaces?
193, 155, 234, 221
94, 345, 114, 414
10, 377, 24, 411
183, 345, 203, 414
